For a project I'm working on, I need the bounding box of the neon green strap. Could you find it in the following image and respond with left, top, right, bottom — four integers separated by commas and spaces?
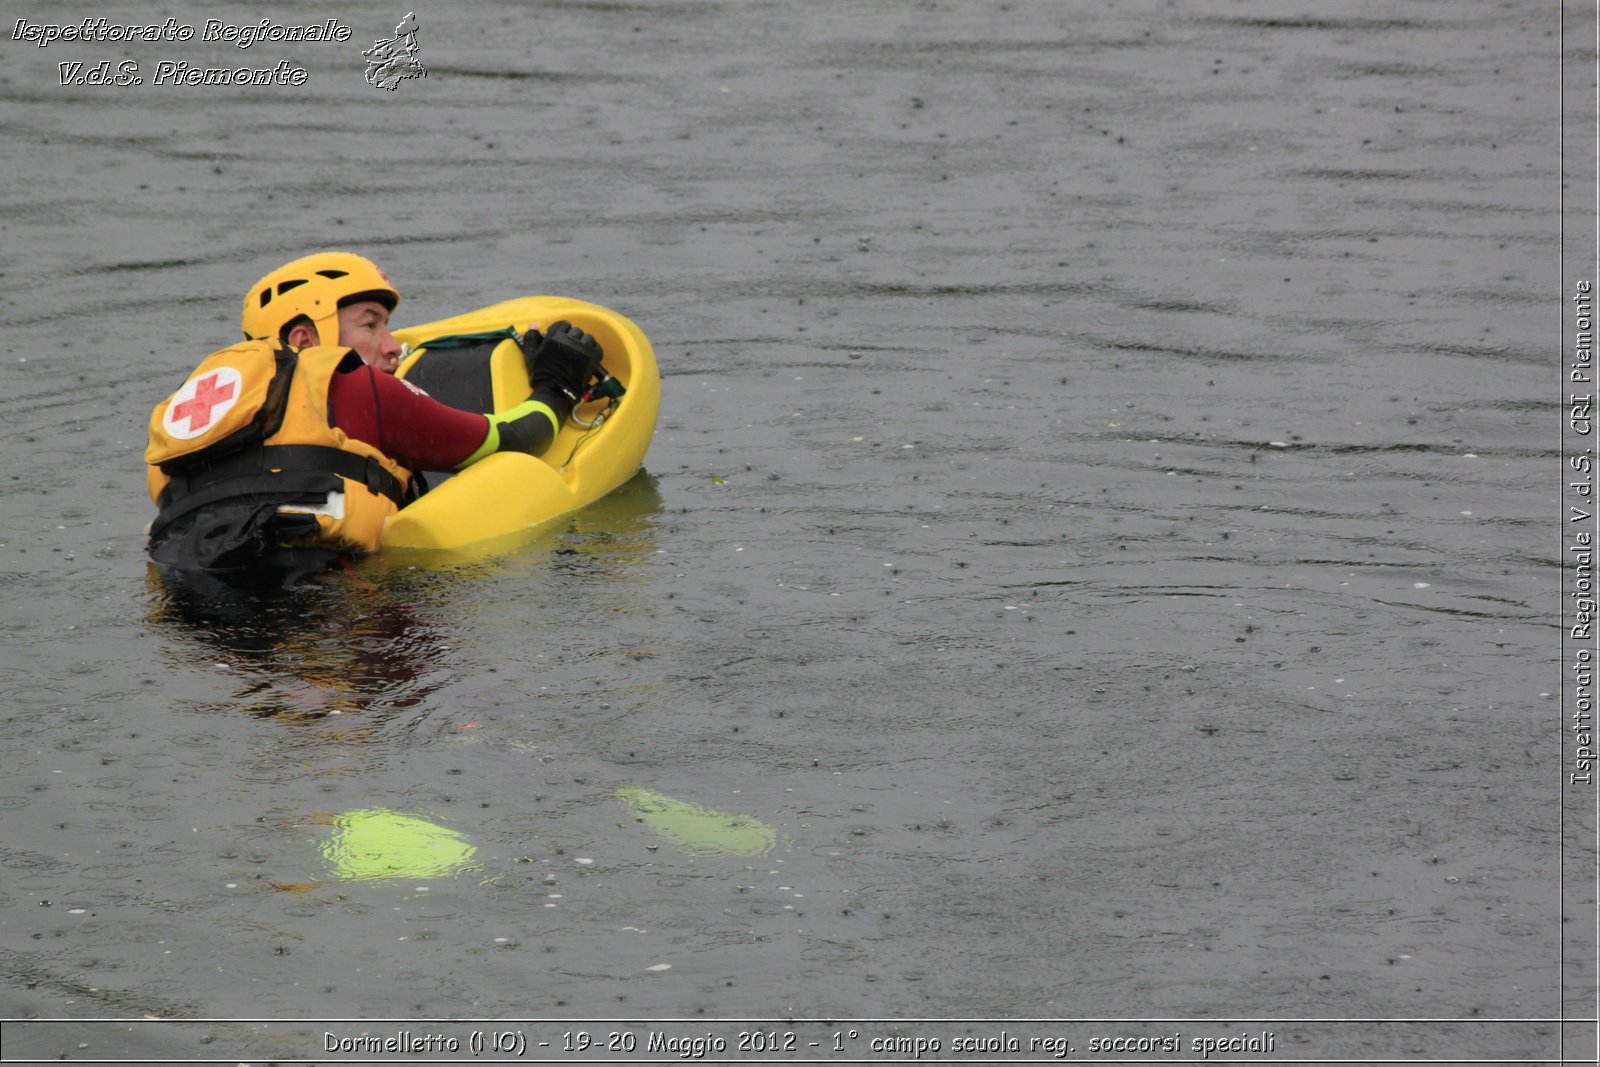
457, 419, 500, 469
455, 399, 561, 469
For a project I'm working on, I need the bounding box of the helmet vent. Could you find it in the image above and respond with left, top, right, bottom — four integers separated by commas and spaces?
316, 270, 350, 280
276, 279, 307, 296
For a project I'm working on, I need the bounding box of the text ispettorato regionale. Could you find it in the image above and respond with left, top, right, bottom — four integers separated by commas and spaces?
12, 18, 353, 49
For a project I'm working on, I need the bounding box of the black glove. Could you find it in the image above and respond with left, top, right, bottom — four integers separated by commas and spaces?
523, 320, 603, 401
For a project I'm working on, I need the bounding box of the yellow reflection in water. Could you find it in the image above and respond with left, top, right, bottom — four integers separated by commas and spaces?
616, 788, 776, 857
318, 808, 479, 881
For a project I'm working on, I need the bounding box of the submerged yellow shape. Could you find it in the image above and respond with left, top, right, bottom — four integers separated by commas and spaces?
319, 808, 478, 881
616, 788, 776, 857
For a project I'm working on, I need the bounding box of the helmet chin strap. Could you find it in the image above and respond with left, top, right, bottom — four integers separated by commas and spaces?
315, 312, 341, 348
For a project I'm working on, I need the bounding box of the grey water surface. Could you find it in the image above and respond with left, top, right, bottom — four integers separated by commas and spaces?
0, 0, 1588, 1062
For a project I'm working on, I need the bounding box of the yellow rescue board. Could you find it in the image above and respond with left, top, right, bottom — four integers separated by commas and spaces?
381, 297, 659, 552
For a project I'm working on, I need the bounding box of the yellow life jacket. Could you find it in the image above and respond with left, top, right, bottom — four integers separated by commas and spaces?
145, 341, 411, 558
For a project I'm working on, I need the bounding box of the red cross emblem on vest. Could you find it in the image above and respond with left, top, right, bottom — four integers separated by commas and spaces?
164, 366, 243, 441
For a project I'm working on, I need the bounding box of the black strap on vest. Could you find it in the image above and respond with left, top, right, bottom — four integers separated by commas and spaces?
152, 445, 407, 542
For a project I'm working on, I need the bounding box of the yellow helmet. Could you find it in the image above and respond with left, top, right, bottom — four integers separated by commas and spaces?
240, 252, 399, 347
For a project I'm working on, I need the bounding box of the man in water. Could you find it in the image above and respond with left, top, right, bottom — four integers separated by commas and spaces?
145, 251, 601, 575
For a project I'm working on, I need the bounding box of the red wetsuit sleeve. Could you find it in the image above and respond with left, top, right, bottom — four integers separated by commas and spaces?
327, 363, 490, 470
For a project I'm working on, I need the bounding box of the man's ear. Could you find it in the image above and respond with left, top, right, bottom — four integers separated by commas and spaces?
284, 322, 320, 349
